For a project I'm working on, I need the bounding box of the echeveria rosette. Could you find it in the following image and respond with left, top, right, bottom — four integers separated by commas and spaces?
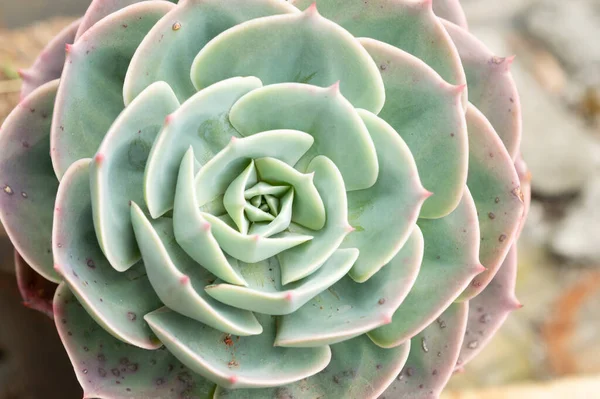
0, 0, 529, 397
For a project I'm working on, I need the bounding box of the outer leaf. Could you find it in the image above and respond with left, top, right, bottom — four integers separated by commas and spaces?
51, 1, 175, 179
432, 0, 468, 29
15, 250, 56, 318
215, 336, 410, 399
144, 77, 262, 218
443, 20, 522, 159
343, 110, 428, 282
53, 159, 162, 350
380, 302, 469, 398
292, 0, 467, 106
368, 189, 483, 348
192, 4, 385, 114
515, 154, 531, 238
124, 0, 298, 103
20, 19, 81, 98
130, 204, 263, 336
90, 82, 180, 272
0, 80, 60, 282
54, 283, 216, 399
75, 0, 168, 40
205, 249, 358, 315
275, 227, 423, 347
457, 245, 521, 367
145, 310, 332, 389
459, 104, 524, 300
361, 38, 467, 219
229, 83, 378, 192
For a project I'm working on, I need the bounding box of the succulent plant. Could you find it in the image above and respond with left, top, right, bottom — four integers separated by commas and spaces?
0, 0, 530, 397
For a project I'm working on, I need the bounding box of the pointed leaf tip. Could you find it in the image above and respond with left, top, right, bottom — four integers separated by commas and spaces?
453, 83, 468, 94
329, 80, 341, 93
17, 68, 29, 79
420, 0, 433, 9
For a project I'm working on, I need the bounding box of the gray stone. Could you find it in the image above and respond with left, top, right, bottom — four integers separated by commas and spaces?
516, 62, 600, 197
521, 0, 600, 87
552, 177, 600, 261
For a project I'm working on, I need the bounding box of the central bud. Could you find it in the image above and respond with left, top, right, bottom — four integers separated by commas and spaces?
168, 129, 353, 290
223, 158, 325, 238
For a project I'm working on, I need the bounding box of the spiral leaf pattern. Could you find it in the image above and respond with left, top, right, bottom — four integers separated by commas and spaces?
0, 0, 528, 397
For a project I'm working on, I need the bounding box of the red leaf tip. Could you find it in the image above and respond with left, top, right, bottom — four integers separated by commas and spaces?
305, 2, 319, 16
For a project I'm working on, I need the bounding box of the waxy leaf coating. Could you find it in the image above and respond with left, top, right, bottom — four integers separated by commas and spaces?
0, 0, 526, 397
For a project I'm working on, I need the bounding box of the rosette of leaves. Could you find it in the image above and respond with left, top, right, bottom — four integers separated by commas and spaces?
0, 0, 530, 397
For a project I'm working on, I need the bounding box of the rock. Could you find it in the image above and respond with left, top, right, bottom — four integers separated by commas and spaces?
552, 177, 600, 261
520, 202, 555, 247
517, 66, 600, 197
520, 0, 600, 88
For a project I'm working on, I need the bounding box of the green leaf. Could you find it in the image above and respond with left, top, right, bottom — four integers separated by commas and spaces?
215, 335, 410, 399
205, 249, 358, 315
145, 310, 331, 389
124, 0, 298, 103
75, 0, 166, 40
193, 130, 314, 210
229, 83, 379, 192
248, 189, 292, 237
458, 245, 520, 367
432, 0, 468, 29
90, 82, 180, 272
275, 228, 423, 347
130, 205, 263, 336
21, 19, 80, 98
173, 148, 248, 286
361, 38, 468, 219
53, 159, 162, 349
342, 110, 428, 282
277, 156, 350, 285
0, 80, 60, 282
201, 213, 313, 264
368, 189, 483, 348
459, 104, 524, 300
191, 4, 385, 113
380, 302, 468, 398
51, 1, 175, 179
255, 157, 325, 230
54, 283, 216, 399
292, 0, 466, 106
223, 161, 258, 234
443, 20, 521, 159
144, 77, 262, 218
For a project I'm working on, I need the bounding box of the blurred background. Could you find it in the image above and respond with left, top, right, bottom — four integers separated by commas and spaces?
1, 0, 600, 397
